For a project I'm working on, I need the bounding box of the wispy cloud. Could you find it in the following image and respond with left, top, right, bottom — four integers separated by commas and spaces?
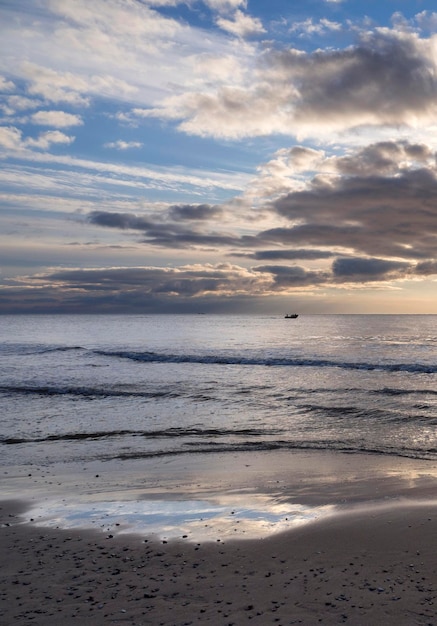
0, 76, 15, 92
289, 17, 342, 37
104, 140, 143, 150
216, 10, 265, 37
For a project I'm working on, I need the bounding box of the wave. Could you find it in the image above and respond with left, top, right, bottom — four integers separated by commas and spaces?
374, 387, 437, 396
10, 344, 436, 373
0, 426, 277, 445
38, 346, 85, 354
0, 385, 180, 399
95, 349, 437, 374
3, 426, 437, 462
298, 403, 437, 424
13, 345, 86, 356
1, 382, 436, 401
4, 422, 437, 461
112, 441, 437, 462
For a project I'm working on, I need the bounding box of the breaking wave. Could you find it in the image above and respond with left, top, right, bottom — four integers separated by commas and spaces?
0, 384, 180, 399
95, 349, 437, 374
1, 383, 435, 400
0, 426, 277, 445
3, 431, 437, 462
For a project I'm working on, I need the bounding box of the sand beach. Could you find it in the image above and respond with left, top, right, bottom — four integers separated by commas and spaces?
1, 450, 437, 625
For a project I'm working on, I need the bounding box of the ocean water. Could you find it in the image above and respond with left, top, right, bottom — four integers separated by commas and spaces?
1, 313, 436, 468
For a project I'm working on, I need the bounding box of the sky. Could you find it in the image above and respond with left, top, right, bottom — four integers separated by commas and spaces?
1, 0, 437, 314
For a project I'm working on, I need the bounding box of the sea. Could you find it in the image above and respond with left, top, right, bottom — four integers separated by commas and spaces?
1, 313, 436, 466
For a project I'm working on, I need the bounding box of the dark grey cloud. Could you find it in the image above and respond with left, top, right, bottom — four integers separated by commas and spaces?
89, 204, 223, 232
332, 257, 411, 280
140, 229, 238, 249
267, 30, 437, 128
1, 254, 435, 314
83, 140, 437, 294
233, 249, 336, 260
87, 210, 239, 249
258, 225, 360, 245
253, 264, 328, 287
46, 267, 234, 295
334, 141, 433, 177
87, 143, 437, 262
24, 265, 273, 301
88, 211, 154, 230
169, 204, 223, 221
415, 260, 437, 275
268, 153, 437, 260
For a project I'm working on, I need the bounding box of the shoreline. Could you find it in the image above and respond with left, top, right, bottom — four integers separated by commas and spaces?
2, 449, 437, 541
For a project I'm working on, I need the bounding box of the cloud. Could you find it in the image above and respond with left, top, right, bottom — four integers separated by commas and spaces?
21, 64, 91, 107
87, 209, 240, 249
0, 263, 276, 313
26, 130, 75, 150
289, 18, 342, 37
85, 138, 437, 274
415, 260, 437, 276
332, 141, 433, 177
253, 264, 328, 287
88, 211, 154, 231
265, 29, 437, 133
216, 10, 265, 37
1, 0, 250, 116
0, 76, 15, 92
245, 139, 436, 212
0, 138, 247, 195
4, 253, 424, 317
144, 28, 437, 140
0, 260, 327, 313
89, 205, 225, 228
332, 257, 411, 281
169, 204, 223, 221
245, 146, 326, 202
4, 3, 437, 145
30, 111, 83, 127
415, 11, 437, 33
267, 141, 437, 261
1, 3, 437, 315
0, 260, 431, 315
1, 96, 42, 116
243, 249, 336, 261
104, 140, 143, 150
0, 125, 75, 155
0, 126, 23, 150
204, 0, 247, 12
22, 63, 138, 106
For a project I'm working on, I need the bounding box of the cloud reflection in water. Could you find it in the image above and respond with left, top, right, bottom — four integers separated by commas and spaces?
25, 495, 335, 541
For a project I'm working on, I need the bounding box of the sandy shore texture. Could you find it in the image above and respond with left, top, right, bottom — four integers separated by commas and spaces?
2, 498, 437, 626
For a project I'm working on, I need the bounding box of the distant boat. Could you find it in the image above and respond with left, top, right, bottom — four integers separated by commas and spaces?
284, 313, 298, 319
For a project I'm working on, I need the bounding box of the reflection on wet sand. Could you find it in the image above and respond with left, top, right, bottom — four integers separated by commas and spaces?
23, 494, 336, 541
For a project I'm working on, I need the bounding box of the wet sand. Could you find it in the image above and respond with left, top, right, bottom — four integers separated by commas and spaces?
2, 451, 437, 625
2, 508, 437, 624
